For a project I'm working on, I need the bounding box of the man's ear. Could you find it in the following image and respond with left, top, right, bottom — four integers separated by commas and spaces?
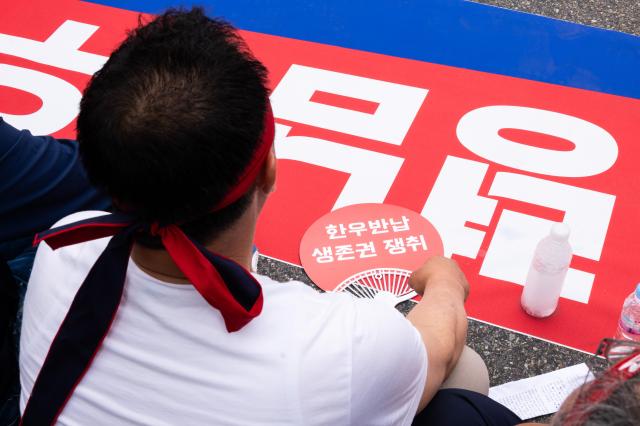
258, 147, 277, 194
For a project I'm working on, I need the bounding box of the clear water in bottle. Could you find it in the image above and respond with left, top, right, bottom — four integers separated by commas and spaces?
251, 245, 259, 273
521, 223, 572, 318
616, 284, 640, 342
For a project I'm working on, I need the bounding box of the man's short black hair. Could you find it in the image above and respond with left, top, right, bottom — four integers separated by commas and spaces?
77, 8, 269, 243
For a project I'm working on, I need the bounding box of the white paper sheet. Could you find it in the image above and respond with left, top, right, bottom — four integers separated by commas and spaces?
488, 363, 595, 420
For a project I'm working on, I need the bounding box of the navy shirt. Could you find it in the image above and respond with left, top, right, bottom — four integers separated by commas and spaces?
0, 118, 110, 259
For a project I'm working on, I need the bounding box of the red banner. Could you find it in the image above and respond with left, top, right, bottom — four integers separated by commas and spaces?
249, 32, 640, 353
2, 0, 640, 351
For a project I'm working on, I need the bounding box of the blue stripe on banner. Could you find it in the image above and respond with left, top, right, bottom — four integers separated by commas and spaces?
87, 0, 640, 99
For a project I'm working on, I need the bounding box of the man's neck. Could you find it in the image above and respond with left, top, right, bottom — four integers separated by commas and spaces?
131, 201, 258, 284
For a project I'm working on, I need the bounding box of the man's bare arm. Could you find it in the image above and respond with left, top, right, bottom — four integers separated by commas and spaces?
406, 256, 469, 412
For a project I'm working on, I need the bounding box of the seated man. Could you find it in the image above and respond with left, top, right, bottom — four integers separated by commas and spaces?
19, 8, 512, 425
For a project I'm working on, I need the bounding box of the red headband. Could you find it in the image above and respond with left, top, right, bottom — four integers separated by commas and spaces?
213, 103, 275, 211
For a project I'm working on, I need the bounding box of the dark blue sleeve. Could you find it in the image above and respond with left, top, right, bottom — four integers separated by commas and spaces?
0, 118, 111, 259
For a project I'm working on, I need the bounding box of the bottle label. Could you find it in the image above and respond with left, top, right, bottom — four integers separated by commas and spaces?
531, 256, 570, 275
620, 314, 640, 335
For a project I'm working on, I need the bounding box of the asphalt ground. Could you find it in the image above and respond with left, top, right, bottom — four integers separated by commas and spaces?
254, 1, 640, 422
473, 0, 640, 36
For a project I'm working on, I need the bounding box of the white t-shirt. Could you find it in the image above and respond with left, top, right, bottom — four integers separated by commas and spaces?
20, 211, 427, 425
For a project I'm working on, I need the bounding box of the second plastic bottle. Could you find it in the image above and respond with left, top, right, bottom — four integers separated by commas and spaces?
521, 223, 572, 318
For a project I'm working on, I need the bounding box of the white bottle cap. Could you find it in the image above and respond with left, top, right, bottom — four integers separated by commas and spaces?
550, 222, 570, 241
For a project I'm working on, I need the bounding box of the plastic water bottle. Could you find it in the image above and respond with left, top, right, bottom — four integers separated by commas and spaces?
251, 245, 259, 273
616, 284, 640, 341
521, 223, 572, 318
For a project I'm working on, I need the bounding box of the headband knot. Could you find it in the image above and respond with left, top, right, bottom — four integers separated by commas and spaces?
149, 222, 162, 237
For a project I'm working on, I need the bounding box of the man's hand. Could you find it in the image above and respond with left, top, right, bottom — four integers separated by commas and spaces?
407, 256, 469, 412
409, 256, 469, 300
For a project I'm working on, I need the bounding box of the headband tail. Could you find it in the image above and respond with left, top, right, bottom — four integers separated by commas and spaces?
21, 227, 136, 425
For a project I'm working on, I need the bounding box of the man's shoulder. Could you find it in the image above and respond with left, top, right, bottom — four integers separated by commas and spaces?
256, 273, 358, 326
257, 273, 420, 346
264, 276, 427, 425
256, 273, 361, 317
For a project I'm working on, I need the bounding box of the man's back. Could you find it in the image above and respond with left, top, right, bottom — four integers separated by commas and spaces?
20, 212, 426, 425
